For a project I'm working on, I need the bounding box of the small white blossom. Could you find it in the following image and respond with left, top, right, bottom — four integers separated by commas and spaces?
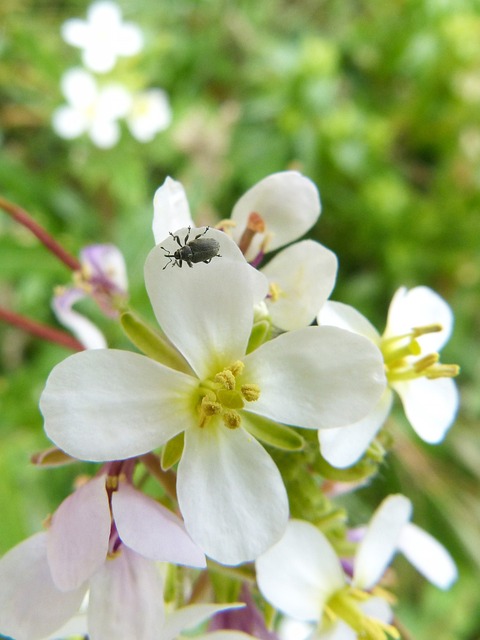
61, 1, 144, 73
52, 68, 133, 148
126, 88, 172, 142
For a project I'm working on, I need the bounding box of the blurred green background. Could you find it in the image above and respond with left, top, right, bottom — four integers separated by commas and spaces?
1, 1, 480, 638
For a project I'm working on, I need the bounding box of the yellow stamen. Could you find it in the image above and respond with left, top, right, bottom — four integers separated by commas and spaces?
241, 383, 261, 402
223, 410, 242, 429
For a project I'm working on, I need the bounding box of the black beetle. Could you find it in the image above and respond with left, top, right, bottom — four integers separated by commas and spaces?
161, 226, 221, 269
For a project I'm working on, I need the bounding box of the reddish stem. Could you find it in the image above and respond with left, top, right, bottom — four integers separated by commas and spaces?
0, 196, 81, 271
0, 306, 84, 351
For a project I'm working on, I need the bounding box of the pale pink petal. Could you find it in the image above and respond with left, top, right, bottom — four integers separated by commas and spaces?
318, 389, 393, 468
256, 520, 345, 622
41, 349, 197, 461
398, 523, 458, 589
88, 546, 164, 640
0, 533, 86, 640
177, 424, 288, 565
353, 495, 412, 590
112, 482, 206, 567
52, 288, 107, 350
47, 475, 111, 591
392, 377, 459, 443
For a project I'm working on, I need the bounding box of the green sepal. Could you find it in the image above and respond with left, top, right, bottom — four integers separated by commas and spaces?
246, 319, 271, 353
316, 451, 379, 482
120, 310, 190, 372
244, 414, 305, 451
161, 432, 185, 470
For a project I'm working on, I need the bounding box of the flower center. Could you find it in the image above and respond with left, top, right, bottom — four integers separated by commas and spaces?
380, 324, 459, 384
325, 587, 400, 640
197, 360, 260, 430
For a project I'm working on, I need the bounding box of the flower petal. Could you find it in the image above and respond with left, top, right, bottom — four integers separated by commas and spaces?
318, 389, 393, 468
48, 475, 111, 590
88, 546, 164, 640
262, 240, 338, 331
0, 533, 86, 640
385, 286, 453, 352
256, 520, 345, 622
177, 423, 289, 565
392, 377, 459, 443
317, 300, 381, 344
162, 603, 245, 640
40, 349, 197, 461
52, 288, 107, 349
230, 172, 321, 257
145, 242, 267, 379
398, 522, 458, 589
353, 494, 412, 590
244, 326, 386, 430
152, 178, 194, 244
112, 482, 206, 568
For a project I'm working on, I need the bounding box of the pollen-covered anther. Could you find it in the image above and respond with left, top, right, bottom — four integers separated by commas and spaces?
241, 383, 261, 402
223, 410, 242, 430
228, 360, 245, 377
215, 369, 236, 390
412, 323, 443, 337
201, 395, 222, 416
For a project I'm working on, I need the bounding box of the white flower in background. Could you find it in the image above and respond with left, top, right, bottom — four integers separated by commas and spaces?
317, 286, 460, 468
152, 173, 333, 330
61, 1, 144, 73
256, 495, 457, 640
127, 88, 172, 142
53, 243, 128, 349
52, 68, 133, 148
40, 230, 385, 565
0, 473, 205, 640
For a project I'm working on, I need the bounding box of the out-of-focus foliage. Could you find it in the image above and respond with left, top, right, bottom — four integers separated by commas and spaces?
1, 1, 480, 638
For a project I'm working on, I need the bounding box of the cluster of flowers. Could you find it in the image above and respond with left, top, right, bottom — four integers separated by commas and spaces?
52, 1, 172, 148
0, 172, 459, 639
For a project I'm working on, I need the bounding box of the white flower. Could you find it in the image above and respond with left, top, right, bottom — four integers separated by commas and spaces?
40, 230, 385, 565
317, 286, 460, 468
127, 88, 172, 142
152, 174, 333, 330
152, 172, 321, 256
256, 495, 457, 639
52, 68, 133, 148
61, 1, 144, 73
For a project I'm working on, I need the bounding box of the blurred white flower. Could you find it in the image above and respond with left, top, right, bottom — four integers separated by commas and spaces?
61, 0, 144, 73
52, 68, 133, 148
127, 88, 172, 142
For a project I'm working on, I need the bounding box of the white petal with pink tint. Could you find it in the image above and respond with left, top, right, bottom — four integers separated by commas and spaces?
47, 475, 111, 591
0, 533, 87, 640
88, 546, 164, 640
112, 482, 206, 567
